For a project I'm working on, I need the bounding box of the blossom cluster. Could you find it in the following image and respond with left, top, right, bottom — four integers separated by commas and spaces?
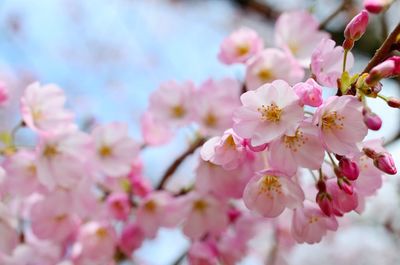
0, 3, 399, 265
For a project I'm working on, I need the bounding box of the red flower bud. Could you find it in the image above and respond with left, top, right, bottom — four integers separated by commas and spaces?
316, 192, 333, 216
339, 158, 360, 181
387, 97, 400, 108
373, 152, 397, 175
363, 111, 382, 131
344, 10, 369, 41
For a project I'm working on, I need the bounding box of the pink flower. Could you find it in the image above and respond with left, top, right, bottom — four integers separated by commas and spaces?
243, 170, 305, 217
200, 129, 247, 170
291, 201, 338, 244
118, 222, 145, 256
245, 48, 304, 90
136, 191, 180, 238
36, 131, 93, 190
267, 122, 325, 175
293, 78, 323, 107
188, 241, 218, 265
233, 80, 304, 146
2, 150, 44, 197
20, 82, 74, 134
274, 11, 329, 66
218, 27, 263, 65
72, 222, 117, 265
310, 39, 354, 87
0, 81, 9, 107
181, 192, 229, 240
354, 151, 383, 197
338, 157, 359, 181
193, 78, 240, 136
140, 112, 173, 146
30, 191, 79, 242
106, 192, 131, 221
148, 80, 195, 128
344, 10, 369, 42
326, 179, 358, 216
364, 0, 394, 13
313, 96, 367, 155
92, 122, 139, 177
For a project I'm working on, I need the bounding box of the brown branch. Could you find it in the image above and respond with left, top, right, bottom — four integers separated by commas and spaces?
156, 137, 206, 190
363, 22, 400, 73
319, 0, 353, 30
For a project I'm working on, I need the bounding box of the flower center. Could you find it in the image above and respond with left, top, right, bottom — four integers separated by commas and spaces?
193, 199, 208, 213
144, 200, 157, 213
171, 105, 186, 118
258, 68, 274, 82
96, 227, 109, 239
259, 175, 282, 195
258, 103, 282, 123
283, 129, 308, 152
54, 214, 67, 222
32, 109, 43, 122
99, 145, 112, 158
236, 43, 250, 56
288, 42, 299, 55
224, 134, 236, 149
204, 112, 217, 128
321, 111, 345, 131
43, 144, 58, 158
308, 215, 319, 224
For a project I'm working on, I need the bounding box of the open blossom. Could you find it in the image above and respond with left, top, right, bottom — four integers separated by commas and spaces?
181, 192, 229, 240
291, 202, 338, 244
311, 39, 354, 87
72, 222, 117, 265
218, 27, 263, 65
20, 82, 74, 134
30, 191, 79, 242
92, 122, 139, 177
233, 80, 304, 146
293, 78, 323, 107
148, 80, 195, 128
36, 131, 93, 190
193, 78, 240, 136
274, 11, 329, 66
2, 150, 44, 197
313, 95, 367, 156
136, 191, 180, 238
267, 122, 325, 175
245, 48, 304, 90
243, 170, 305, 217
326, 179, 358, 216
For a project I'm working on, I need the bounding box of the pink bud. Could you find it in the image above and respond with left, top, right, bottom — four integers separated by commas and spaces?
243, 138, 268, 152
339, 158, 360, 181
363, 111, 382, 131
373, 152, 397, 175
0, 82, 9, 107
106, 193, 131, 221
338, 178, 354, 195
293, 78, 323, 107
363, 147, 377, 158
316, 192, 333, 216
344, 10, 369, 41
366, 56, 400, 85
364, 0, 394, 14
119, 223, 145, 256
387, 97, 400, 108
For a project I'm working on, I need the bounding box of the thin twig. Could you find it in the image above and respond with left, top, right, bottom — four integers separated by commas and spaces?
319, 0, 352, 30
156, 137, 206, 190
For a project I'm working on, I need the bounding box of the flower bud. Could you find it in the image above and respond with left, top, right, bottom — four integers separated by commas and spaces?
373, 152, 397, 175
0, 82, 9, 107
316, 192, 333, 216
337, 178, 354, 195
366, 56, 400, 86
344, 10, 369, 41
364, 0, 394, 14
293, 78, 323, 107
387, 97, 400, 108
339, 158, 360, 180
363, 110, 382, 130
106, 193, 131, 221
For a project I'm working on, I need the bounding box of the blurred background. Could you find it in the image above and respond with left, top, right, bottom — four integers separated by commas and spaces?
0, 0, 399, 264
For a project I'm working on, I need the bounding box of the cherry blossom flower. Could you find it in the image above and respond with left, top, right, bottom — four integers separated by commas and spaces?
275, 11, 329, 66
20, 82, 74, 134
311, 39, 354, 87
148, 80, 195, 128
243, 170, 305, 217
35, 131, 93, 190
218, 27, 263, 65
267, 121, 325, 175
291, 201, 338, 244
118, 222, 145, 256
313, 96, 367, 155
245, 48, 304, 90
92, 122, 139, 177
293, 78, 323, 107
233, 80, 304, 146
106, 192, 131, 221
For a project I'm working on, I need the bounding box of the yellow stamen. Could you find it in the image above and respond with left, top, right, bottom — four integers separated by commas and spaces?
258, 175, 282, 197
258, 68, 274, 82
258, 103, 282, 123
283, 129, 308, 152
99, 145, 112, 158
204, 112, 217, 128
144, 200, 157, 212
236, 44, 250, 56
171, 105, 186, 118
193, 199, 208, 213
321, 111, 345, 131
43, 145, 58, 158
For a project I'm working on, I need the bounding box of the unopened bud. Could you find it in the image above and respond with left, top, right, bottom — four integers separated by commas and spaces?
363, 110, 382, 130
387, 97, 400, 108
373, 152, 397, 175
344, 10, 369, 41
364, 0, 394, 14
338, 178, 354, 195
339, 158, 360, 181
316, 192, 333, 216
